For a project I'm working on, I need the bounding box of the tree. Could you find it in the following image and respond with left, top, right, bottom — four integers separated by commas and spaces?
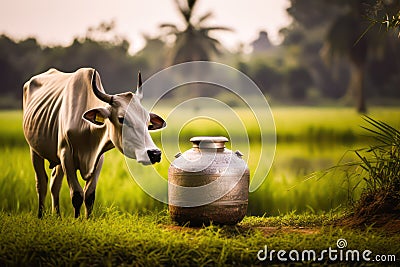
0, 35, 43, 99
282, 2, 349, 101
287, 67, 313, 100
252, 62, 284, 97
323, 2, 370, 113
0, 21, 149, 105
286, 0, 400, 113
159, 0, 231, 65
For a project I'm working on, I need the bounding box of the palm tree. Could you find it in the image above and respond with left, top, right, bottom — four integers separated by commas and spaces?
160, 0, 232, 65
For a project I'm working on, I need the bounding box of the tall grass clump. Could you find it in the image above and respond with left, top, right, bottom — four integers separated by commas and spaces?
350, 116, 400, 218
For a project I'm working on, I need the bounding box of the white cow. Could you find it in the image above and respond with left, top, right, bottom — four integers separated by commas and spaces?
23, 68, 166, 218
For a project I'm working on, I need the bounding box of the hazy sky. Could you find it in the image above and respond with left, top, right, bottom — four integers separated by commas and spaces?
0, 0, 291, 53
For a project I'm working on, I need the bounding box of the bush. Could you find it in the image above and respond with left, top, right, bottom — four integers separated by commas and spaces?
351, 116, 400, 217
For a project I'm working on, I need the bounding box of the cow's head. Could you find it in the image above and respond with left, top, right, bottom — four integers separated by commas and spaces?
83, 70, 166, 165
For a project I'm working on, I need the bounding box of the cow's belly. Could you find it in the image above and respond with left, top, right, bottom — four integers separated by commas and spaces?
23, 91, 62, 166
23, 118, 60, 166
30, 139, 59, 166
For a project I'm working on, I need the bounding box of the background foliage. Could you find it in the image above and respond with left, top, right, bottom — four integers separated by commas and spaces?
1, 0, 400, 110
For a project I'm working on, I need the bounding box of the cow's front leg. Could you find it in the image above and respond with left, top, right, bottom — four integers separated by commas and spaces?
60, 148, 83, 218
31, 149, 48, 218
50, 165, 64, 216
84, 155, 104, 218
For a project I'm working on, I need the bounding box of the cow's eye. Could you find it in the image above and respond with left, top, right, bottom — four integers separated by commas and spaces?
118, 117, 124, 124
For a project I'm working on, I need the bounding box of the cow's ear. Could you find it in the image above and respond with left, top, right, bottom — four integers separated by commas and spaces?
148, 113, 166, 130
83, 107, 110, 126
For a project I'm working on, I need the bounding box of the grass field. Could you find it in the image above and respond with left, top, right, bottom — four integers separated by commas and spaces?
1, 107, 400, 265
0, 143, 360, 217
1, 211, 399, 266
1, 107, 400, 216
3, 107, 400, 146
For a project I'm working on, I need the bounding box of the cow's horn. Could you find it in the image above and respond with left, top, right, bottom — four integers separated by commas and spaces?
92, 70, 113, 104
136, 71, 143, 100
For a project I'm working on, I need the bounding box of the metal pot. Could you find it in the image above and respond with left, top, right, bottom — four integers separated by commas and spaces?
168, 136, 249, 226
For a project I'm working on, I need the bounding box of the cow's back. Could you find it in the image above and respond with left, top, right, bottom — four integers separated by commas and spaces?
23, 68, 73, 164
23, 68, 106, 170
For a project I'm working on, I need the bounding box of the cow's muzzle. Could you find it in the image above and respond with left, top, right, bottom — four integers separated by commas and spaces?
147, 149, 162, 164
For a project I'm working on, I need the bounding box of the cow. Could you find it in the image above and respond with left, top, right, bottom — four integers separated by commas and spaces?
23, 68, 166, 218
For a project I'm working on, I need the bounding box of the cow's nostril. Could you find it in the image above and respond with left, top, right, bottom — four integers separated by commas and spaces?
147, 149, 162, 164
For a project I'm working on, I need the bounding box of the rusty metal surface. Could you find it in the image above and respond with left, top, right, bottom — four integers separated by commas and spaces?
168, 136, 250, 226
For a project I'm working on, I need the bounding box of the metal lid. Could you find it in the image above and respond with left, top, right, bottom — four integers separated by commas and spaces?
190, 136, 229, 149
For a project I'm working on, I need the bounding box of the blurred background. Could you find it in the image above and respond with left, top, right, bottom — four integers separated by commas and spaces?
1, 0, 400, 111
1, 0, 400, 216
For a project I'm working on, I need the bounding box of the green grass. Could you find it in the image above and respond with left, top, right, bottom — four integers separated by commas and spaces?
0, 146, 165, 216
1, 107, 399, 216
0, 111, 25, 146
3, 107, 400, 146
0, 143, 361, 217
1, 210, 399, 266
0, 144, 361, 217
151, 106, 400, 143
1, 108, 400, 266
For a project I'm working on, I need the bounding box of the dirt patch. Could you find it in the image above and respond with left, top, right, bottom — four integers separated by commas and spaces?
337, 188, 400, 233
355, 189, 400, 217
337, 213, 400, 233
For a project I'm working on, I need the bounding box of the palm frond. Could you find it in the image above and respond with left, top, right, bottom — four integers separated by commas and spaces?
187, 0, 197, 10
160, 23, 178, 29
159, 23, 179, 33
174, 0, 191, 23
198, 11, 213, 23
159, 24, 179, 37
200, 26, 233, 32
161, 0, 229, 64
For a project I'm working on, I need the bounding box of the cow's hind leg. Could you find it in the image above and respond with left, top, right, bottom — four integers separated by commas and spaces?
84, 155, 104, 218
60, 147, 83, 218
50, 165, 64, 216
31, 149, 48, 218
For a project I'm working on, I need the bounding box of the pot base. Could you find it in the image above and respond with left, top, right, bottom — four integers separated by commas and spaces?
169, 202, 248, 226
